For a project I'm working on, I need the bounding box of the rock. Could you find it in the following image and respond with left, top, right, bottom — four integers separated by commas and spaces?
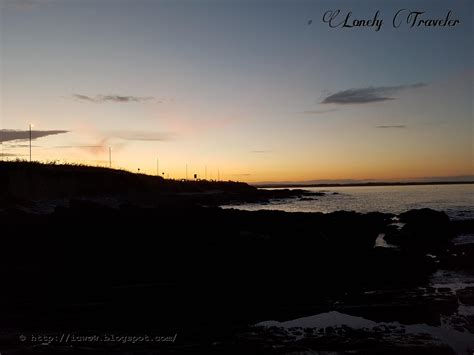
385, 209, 454, 252
456, 287, 474, 304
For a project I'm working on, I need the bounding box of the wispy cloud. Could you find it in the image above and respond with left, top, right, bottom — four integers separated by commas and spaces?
2, 143, 40, 148
72, 94, 154, 103
47, 130, 172, 158
52, 138, 121, 156
321, 83, 426, 105
300, 108, 338, 115
0, 153, 25, 157
0, 129, 68, 143
53, 145, 106, 155
250, 150, 271, 154
54, 145, 104, 149
376, 125, 407, 129
109, 130, 173, 141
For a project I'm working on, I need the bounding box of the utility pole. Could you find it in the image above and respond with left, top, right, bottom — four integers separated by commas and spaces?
109, 146, 112, 168
205, 166, 207, 180
186, 164, 188, 180
218, 169, 220, 181
157, 158, 159, 176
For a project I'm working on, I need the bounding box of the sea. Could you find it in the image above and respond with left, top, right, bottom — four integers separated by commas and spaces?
9, 183, 470, 352
224, 184, 474, 220
238, 183, 474, 352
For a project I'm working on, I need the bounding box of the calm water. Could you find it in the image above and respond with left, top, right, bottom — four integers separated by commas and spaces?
225, 184, 473, 220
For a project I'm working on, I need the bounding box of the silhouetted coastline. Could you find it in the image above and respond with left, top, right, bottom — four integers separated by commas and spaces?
0, 161, 320, 208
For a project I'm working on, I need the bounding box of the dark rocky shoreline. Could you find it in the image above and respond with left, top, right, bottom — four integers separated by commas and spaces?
0, 200, 473, 354
0, 162, 473, 354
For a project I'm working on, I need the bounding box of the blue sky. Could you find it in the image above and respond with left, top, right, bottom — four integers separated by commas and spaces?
1, 0, 472, 181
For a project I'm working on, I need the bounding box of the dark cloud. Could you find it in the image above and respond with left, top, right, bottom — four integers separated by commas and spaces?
72, 94, 96, 102
110, 130, 173, 142
0, 129, 69, 143
321, 83, 426, 105
0, 153, 23, 157
301, 108, 338, 115
72, 94, 154, 103
376, 125, 407, 129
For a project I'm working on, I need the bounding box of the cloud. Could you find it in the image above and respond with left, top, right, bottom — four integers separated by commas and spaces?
376, 125, 407, 129
54, 145, 104, 149
109, 130, 173, 142
301, 108, 338, 115
53, 145, 107, 154
321, 83, 426, 105
51, 137, 120, 156
0, 129, 68, 143
72, 94, 154, 103
0, 153, 25, 157
49, 130, 171, 158
2, 143, 40, 148
250, 150, 271, 154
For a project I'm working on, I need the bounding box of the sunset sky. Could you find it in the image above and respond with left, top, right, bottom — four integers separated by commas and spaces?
1, 0, 472, 182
